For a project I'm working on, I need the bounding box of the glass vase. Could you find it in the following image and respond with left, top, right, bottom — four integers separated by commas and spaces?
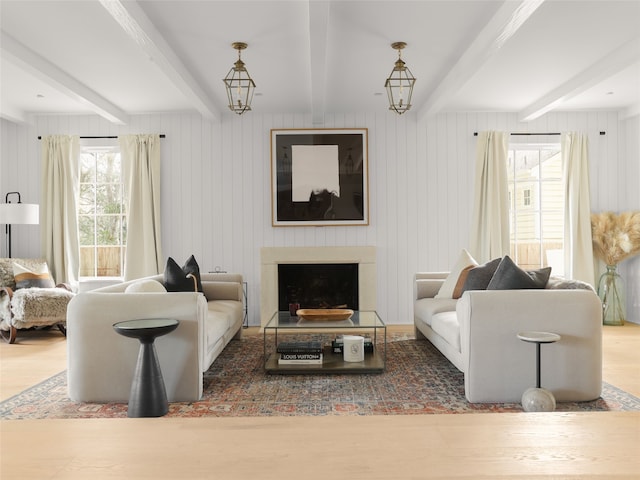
597, 264, 626, 326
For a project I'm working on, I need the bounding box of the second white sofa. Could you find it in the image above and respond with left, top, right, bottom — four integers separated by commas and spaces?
67, 273, 244, 403
414, 271, 602, 403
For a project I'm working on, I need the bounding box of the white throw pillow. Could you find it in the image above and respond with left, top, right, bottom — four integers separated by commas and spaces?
434, 249, 478, 299
124, 279, 167, 293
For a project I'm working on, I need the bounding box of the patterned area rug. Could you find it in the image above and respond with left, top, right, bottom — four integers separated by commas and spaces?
2, 333, 639, 419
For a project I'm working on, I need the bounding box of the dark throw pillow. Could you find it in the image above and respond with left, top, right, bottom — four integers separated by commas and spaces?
460, 257, 502, 295
487, 255, 551, 290
182, 255, 204, 292
163, 255, 203, 292
527, 266, 553, 288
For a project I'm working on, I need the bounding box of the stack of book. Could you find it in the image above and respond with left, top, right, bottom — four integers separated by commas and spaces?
331, 335, 374, 354
277, 341, 324, 365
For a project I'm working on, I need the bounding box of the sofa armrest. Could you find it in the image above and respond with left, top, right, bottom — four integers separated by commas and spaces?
200, 273, 243, 301
67, 291, 207, 403
414, 272, 448, 300
457, 289, 602, 403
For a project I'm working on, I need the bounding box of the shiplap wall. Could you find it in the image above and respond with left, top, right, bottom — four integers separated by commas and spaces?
1, 110, 638, 324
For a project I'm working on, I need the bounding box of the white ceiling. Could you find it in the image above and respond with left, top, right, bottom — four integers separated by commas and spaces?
1, 0, 639, 125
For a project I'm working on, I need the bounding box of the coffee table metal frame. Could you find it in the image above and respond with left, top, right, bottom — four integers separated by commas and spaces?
263, 310, 386, 374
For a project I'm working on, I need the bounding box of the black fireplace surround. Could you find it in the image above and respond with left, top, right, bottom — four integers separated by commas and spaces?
278, 263, 359, 311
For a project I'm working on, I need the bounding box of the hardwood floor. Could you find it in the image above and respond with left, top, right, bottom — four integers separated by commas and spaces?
1, 324, 639, 479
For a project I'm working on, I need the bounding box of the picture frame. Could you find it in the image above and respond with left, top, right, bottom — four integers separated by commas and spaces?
271, 128, 369, 227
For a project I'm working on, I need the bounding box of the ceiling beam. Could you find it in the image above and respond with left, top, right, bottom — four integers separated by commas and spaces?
417, 0, 545, 121
0, 104, 29, 125
308, 0, 330, 126
0, 31, 129, 125
99, 0, 219, 122
519, 39, 640, 122
621, 102, 640, 120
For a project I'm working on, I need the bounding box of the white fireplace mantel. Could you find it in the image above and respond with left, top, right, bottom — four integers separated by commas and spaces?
260, 246, 376, 327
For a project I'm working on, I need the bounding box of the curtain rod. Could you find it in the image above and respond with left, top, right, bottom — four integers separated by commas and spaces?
37, 135, 166, 139
473, 132, 605, 136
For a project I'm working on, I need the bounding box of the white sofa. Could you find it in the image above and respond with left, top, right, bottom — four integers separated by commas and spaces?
414, 272, 603, 403
67, 273, 244, 403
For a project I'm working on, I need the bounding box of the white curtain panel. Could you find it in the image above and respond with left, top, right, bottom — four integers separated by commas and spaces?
119, 134, 163, 281
40, 135, 80, 286
469, 131, 510, 263
562, 132, 595, 285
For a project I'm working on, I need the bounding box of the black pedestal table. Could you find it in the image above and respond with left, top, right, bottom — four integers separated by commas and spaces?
113, 318, 180, 418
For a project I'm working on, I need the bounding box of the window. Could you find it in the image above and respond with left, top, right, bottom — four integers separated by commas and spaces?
78, 146, 126, 278
507, 144, 563, 273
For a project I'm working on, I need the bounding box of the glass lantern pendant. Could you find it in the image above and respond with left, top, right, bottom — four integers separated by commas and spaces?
385, 42, 416, 115
223, 42, 256, 115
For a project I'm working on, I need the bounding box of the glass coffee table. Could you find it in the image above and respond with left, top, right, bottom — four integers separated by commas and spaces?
263, 311, 386, 374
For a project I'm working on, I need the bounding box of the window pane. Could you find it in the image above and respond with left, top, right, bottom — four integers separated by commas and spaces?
79, 247, 95, 277
78, 215, 95, 246
96, 216, 121, 245
96, 153, 121, 183
96, 247, 122, 277
513, 210, 541, 270
513, 211, 539, 241
540, 207, 564, 243
80, 154, 96, 182
96, 184, 122, 214
78, 184, 96, 214
514, 150, 540, 177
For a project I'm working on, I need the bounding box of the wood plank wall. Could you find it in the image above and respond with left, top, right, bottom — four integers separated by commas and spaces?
1, 111, 638, 324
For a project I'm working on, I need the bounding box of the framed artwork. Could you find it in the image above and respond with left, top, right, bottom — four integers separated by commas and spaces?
271, 128, 369, 226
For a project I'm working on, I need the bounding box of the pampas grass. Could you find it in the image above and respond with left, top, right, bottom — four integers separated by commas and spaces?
591, 211, 640, 265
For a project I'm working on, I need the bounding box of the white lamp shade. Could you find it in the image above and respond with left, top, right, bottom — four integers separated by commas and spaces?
0, 203, 39, 225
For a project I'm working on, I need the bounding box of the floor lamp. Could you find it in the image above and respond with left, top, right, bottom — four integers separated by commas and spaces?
0, 192, 39, 258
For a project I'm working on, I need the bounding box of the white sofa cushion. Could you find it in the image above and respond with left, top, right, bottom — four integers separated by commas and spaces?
414, 297, 457, 327
205, 310, 229, 354
430, 311, 460, 353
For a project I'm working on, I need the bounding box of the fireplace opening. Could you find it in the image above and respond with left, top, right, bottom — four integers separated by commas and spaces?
278, 263, 359, 311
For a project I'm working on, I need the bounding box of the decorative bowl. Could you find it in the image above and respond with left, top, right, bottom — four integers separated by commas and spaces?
295, 308, 354, 321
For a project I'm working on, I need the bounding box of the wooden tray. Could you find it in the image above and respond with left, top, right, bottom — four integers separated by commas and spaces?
296, 309, 354, 321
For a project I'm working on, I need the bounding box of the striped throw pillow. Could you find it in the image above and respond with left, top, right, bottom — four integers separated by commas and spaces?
13, 262, 55, 289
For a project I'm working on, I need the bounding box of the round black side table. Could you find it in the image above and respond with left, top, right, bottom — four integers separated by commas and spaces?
113, 318, 179, 418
